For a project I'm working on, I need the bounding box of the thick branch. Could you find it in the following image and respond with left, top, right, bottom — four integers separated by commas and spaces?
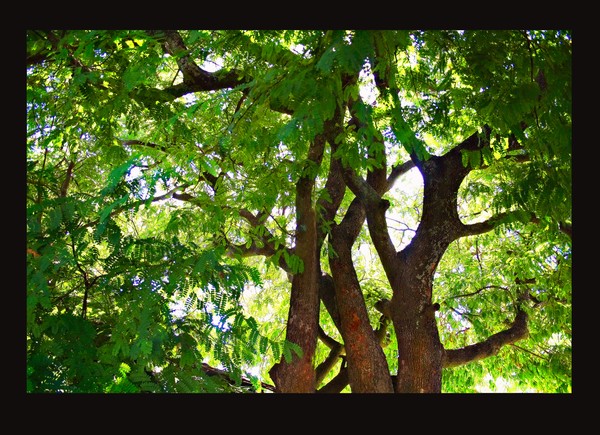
315, 344, 345, 387
147, 30, 246, 97
403, 127, 494, 269
460, 211, 572, 241
458, 212, 513, 237
120, 139, 169, 153
531, 214, 572, 240
374, 315, 391, 344
226, 241, 276, 259
27, 51, 51, 67
60, 160, 75, 197
442, 309, 529, 368
559, 222, 572, 239
330, 156, 412, 252
316, 150, 346, 252
319, 273, 342, 332
341, 168, 399, 283
315, 327, 345, 386
329, 215, 394, 392
386, 159, 417, 191
199, 363, 276, 392
317, 365, 349, 394
223, 209, 292, 275
29, 30, 92, 74
336, 90, 399, 275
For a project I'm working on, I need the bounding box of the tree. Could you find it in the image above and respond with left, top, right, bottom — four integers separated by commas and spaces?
26, 29, 571, 393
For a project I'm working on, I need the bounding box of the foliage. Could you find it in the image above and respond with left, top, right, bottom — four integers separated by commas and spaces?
27, 29, 571, 393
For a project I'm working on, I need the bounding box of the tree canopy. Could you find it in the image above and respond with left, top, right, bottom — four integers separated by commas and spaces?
26, 29, 571, 393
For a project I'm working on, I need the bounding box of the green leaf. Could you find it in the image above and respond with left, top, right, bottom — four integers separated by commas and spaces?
199, 158, 218, 177
282, 340, 303, 363
99, 195, 128, 223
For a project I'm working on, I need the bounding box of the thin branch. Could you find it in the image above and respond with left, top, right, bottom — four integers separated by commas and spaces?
474, 238, 483, 274
510, 343, 548, 361
447, 284, 511, 300
78, 183, 189, 232
119, 139, 168, 153
445, 305, 481, 323
267, 212, 293, 238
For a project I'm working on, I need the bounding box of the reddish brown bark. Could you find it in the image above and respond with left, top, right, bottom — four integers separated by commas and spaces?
329, 222, 394, 392
269, 115, 341, 392
322, 142, 395, 390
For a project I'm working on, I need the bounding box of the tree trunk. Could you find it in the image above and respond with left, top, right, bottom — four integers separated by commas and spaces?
329, 222, 394, 393
269, 132, 329, 393
269, 179, 320, 393
392, 260, 444, 393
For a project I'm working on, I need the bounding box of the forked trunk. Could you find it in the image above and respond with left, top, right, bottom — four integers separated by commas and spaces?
329, 222, 394, 393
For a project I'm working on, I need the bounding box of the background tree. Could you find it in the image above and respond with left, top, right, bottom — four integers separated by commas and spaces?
26, 29, 571, 393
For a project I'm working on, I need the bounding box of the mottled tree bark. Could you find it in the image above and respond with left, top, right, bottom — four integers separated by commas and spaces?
392, 255, 445, 393
390, 129, 493, 392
